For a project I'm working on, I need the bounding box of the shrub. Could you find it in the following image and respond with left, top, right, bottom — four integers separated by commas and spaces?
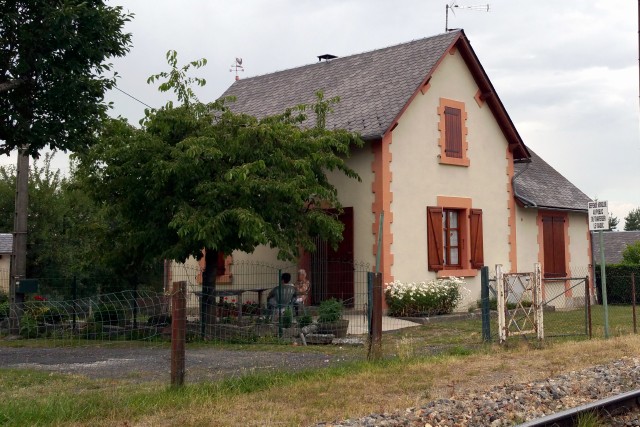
91, 304, 123, 325
282, 307, 293, 328
0, 301, 8, 321
317, 298, 343, 323
385, 277, 467, 317
19, 314, 39, 338
298, 313, 313, 328
595, 265, 640, 305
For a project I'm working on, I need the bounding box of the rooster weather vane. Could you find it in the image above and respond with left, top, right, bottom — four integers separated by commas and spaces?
230, 57, 244, 81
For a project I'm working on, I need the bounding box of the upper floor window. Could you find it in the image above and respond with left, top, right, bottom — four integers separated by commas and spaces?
437, 98, 469, 166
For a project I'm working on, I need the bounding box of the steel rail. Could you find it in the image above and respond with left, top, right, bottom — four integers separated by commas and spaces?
518, 388, 640, 427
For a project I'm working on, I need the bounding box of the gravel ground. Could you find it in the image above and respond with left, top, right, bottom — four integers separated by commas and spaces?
315, 357, 640, 426
0, 345, 353, 383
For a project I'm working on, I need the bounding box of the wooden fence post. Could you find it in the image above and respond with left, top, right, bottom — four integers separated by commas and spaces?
171, 281, 186, 387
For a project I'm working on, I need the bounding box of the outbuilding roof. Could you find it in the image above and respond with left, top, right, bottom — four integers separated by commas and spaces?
513, 150, 592, 212
0, 233, 12, 254
592, 231, 640, 264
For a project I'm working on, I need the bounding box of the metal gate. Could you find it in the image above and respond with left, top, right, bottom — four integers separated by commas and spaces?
497, 263, 544, 342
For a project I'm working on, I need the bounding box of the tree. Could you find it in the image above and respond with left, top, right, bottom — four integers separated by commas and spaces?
621, 241, 640, 265
76, 52, 363, 328
624, 208, 640, 231
1, 1, 132, 330
0, 1, 133, 155
608, 215, 619, 231
0, 156, 162, 297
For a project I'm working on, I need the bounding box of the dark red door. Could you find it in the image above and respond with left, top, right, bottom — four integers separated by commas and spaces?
325, 207, 354, 305
309, 207, 355, 306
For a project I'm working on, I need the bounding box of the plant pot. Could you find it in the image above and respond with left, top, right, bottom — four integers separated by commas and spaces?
316, 318, 349, 338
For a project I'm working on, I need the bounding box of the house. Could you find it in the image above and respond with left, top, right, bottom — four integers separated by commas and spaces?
211, 30, 593, 309
593, 231, 640, 265
0, 233, 11, 294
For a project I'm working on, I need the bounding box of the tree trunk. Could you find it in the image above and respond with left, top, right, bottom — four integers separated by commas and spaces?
200, 248, 218, 338
9, 149, 29, 334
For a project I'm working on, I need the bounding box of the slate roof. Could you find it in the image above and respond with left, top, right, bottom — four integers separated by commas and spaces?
221, 31, 461, 140
513, 149, 592, 212
0, 233, 12, 254
592, 231, 640, 264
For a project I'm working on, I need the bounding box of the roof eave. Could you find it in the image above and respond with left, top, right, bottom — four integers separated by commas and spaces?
455, 33, 530, 160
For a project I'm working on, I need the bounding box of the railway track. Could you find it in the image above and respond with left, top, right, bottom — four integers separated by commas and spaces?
519, 388, 640, 426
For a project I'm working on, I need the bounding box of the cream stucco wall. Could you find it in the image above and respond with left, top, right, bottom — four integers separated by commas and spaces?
0, 255, 9, 294
515, 205, 540, 272
389, 49, 513, 307
567, 212, 591, 276
326, 144, 376, 268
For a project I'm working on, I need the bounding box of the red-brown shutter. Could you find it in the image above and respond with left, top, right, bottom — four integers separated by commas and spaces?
444, 107, 462, 158
427, 206, 444, 271
217, 251, 226, 275
542, 216, 566, 278
469, 208, 484, 269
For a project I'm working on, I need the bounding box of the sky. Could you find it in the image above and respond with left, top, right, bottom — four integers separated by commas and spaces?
2, 0, 639, 222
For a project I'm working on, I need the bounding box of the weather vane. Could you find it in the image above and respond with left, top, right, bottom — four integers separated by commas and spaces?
230, 58, 244, 81
445, 1, 490, 32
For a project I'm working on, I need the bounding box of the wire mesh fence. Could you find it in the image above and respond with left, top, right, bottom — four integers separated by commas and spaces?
1, 260, 637, 358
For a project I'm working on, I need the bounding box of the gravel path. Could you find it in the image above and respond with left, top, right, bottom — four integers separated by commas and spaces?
0, 345, 353, 383
316, 357, 640, 427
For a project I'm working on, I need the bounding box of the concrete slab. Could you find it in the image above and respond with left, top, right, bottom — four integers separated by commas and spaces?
343, 314, 421, 335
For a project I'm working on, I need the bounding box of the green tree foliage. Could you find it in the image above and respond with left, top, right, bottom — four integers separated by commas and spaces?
624, 208, 640, 231
0, 156, 162, 297
621, 241, 640, 265
77, 52, 363, 266
608, 215, 619, 231
0, 0, 133, 156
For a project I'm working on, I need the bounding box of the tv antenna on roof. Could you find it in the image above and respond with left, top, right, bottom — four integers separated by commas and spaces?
230, 57, 244, 81
445, 1, 490, 32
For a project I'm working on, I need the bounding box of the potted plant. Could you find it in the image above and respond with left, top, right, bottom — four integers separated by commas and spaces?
315, 298, 349, 338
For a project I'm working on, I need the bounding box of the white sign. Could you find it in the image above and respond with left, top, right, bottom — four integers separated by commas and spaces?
588, 200, 609, 231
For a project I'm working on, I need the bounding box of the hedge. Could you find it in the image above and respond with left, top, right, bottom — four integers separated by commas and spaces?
594, 264, 640, 305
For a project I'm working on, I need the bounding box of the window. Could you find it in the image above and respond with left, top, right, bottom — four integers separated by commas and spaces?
437, 98, 469, 166
443, 209, 461, 267
542, 215, 566, 278
427, 204, 483, 274
444, 107, 462, 158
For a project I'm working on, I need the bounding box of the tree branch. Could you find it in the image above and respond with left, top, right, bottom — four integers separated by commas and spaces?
0, 79, 24, 94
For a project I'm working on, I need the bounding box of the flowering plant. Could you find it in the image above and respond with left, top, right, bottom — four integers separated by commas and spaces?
385, 277, 467, 317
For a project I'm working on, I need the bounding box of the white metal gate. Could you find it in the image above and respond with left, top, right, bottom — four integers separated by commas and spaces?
497, 263, 544, 342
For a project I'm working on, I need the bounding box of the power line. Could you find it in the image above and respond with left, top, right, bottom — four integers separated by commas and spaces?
112, 85, 153, 109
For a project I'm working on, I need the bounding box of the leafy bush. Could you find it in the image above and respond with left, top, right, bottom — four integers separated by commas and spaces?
385, 277, 467, 317
297, 313, 313, 328
19, 314, 39, 338
91, 304, 123, 325
0, 290, 8, 304
282, 307, 293, 328
317, 298, 343, 323
0, 301, 8, 321
39, 306, 68, 324
595, 265, 640, 305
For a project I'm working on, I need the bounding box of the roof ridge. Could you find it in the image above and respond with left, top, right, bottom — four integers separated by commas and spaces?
228, 31, 461, 85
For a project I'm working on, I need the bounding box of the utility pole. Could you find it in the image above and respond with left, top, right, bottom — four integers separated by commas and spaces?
9, 149, 29, 334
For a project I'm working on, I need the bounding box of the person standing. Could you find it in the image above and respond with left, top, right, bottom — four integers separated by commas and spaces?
294, 269, 311, 315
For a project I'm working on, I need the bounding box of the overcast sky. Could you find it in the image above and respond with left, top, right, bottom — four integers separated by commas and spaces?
3, 0, 639, 222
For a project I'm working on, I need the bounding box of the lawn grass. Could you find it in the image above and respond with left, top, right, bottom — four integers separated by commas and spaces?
1, 334, 638, 426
